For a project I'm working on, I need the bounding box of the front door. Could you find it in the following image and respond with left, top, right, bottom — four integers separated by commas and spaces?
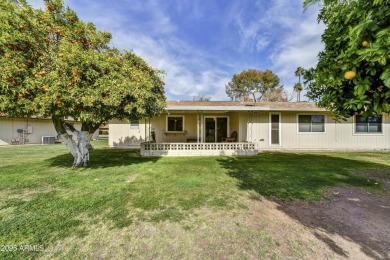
205, 117, 228, 142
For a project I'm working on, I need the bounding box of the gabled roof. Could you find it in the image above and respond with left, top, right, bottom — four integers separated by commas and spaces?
166, 100, 326, 112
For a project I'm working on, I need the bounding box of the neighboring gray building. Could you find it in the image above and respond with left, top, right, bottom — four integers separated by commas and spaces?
0, 116, 98, 145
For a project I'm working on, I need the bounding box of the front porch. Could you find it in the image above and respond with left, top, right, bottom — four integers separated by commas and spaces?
141, 142, 258, 157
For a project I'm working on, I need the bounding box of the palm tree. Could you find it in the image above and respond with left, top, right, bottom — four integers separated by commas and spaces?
294, 67, 305, 102
293, 83, 303, 102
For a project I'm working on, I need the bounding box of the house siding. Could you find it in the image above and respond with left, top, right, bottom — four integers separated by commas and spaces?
0, 117, 96, 145
109, 110, 390, 151
109, 119, 148, 148
249, 111, 390, 150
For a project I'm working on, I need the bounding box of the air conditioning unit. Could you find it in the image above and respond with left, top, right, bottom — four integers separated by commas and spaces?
42, 136, 56, 144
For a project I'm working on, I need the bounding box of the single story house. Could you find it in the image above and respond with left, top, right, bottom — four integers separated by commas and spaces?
109, 101, 390, 156
0, 116, 98, 145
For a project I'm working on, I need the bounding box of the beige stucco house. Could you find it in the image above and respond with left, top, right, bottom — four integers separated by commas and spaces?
109, 101, 390, 156
0, 116, 98, 146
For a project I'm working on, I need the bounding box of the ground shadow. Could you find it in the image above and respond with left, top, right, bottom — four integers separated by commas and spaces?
46, 147, 160, 169
218, 152, 390, 259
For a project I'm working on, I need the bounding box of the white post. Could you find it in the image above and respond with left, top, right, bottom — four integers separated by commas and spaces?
250, 112, 253, 142
148, 117, 151, 157
144, 118, 147, 142
196, 113, 199, 143
200, 112, 203, 143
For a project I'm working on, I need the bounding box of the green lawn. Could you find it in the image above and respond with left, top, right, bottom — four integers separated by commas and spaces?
0, 141, 388, 259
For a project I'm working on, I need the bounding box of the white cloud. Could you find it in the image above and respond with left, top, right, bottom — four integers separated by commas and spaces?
256, 36, 272, 52
112, 31, 231, 101
25, 0, 325, 102
231, 0, 325, 100
270, 9, 325, 99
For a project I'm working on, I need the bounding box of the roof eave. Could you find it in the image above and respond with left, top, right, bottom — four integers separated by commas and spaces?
165, 105, 326, 112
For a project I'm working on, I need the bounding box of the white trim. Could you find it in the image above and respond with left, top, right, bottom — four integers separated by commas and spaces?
167, 106, 270, 111
200, 113, 204, 142
166, 115, 185, 132
352, 114, 384, 136
197, 113, 199, 143
296, 113, 327, 134
166, 105, 326, 112
269, 112, 281, 146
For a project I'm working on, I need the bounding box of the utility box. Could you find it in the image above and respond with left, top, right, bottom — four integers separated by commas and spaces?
42, 136, 56, 144
27, 125, 33, 134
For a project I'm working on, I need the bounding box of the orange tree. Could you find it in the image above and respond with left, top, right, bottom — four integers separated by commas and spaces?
0, 0, 166, 166
304, 0, 390, 118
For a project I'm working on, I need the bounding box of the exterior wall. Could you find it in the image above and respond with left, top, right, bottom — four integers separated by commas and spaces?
153, 114, 199, 143
0, 117, 98, 145
109, 110, 390, 151
109, 119, 148, 148
109, 112, 243, 147
229, 112, 241, 141
250, 111, 390, 150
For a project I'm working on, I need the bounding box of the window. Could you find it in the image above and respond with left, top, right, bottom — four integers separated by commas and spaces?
167, 116, 184, 132
355, 115, 382, 133
270, 114, 280, 145
298, 115, 325, 132
130, 120, 139, 129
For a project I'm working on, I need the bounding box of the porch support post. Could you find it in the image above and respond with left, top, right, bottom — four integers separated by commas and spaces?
197, 113, 199, 143
251, 112, 253, 142
248, 112, 253, 142
148, 117, 151, 157
148, 117, 151, 142
200, 112, 204, 143
144, 118, 147, 142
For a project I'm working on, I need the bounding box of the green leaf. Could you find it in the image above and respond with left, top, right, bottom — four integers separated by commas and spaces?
381, 69, 390, 87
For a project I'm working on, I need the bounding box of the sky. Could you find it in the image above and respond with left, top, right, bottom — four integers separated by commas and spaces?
27, 0, 325, 101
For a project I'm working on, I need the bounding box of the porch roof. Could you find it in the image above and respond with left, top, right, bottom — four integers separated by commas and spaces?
166, 101, 326, 112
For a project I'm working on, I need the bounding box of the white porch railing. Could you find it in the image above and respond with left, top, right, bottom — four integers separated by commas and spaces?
141, 142, 258, 157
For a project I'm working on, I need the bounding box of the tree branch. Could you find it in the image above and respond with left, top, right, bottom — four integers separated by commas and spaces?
64, 122, 80, 135
52, 115, 67, 135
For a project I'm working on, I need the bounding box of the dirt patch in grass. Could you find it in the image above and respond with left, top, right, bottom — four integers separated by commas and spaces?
0, 186, 56, 204
38, 196, 374, 259
125, 173, 140, 183
278, 185, 390, 259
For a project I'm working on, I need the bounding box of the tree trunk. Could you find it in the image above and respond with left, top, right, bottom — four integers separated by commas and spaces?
52, 116, 95, 167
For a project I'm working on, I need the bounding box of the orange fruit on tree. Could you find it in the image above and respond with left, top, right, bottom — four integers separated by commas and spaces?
344, 71, 356, 80
361, 41, 369, 47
